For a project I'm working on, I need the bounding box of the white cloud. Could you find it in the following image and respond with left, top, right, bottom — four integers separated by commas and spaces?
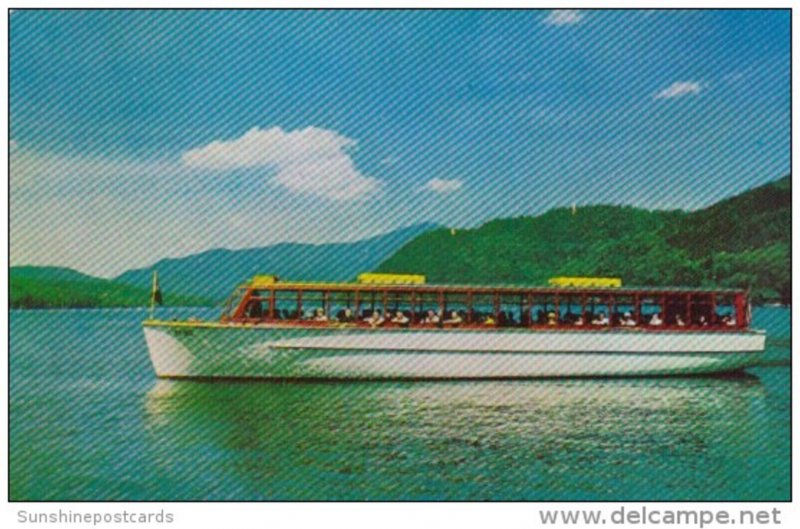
182, 126, 381, 200
10, 144, 398, 276
654, 81, 703, 100
543, 10, 584, 26
422, 178, 464, 194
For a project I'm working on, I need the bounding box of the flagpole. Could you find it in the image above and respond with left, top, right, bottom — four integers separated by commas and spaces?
149, 270, 157, 320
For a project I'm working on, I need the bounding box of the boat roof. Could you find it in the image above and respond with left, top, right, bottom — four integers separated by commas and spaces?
246, 280, 745, 296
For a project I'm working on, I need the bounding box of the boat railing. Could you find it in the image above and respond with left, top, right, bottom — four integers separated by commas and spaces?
225, 316, 748, 332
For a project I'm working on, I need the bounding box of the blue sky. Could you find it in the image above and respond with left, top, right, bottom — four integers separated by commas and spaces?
10, 9, 790, 277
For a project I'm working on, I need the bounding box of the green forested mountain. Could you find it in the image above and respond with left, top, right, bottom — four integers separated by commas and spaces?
10, 266, 210, 309
377, 176, 790, 303
12, 178, 790, 308
12, 223, 436, 308
115, 223, 436, 302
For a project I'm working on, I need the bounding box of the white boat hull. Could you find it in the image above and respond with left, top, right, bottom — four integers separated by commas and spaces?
143, 322, 766, 379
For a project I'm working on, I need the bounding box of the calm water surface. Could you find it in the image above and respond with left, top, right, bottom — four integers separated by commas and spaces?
10, 307, 790, 501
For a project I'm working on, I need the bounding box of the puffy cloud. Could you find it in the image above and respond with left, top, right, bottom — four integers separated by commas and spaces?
654, 81, 703, 100
543, 10, 584, 26
422, 178, 464, 194
182, 126, 381, 200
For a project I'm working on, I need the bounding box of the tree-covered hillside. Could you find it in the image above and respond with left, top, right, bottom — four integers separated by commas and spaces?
115, 223, 436, 302
10, 267, 210, 309
377, 176, 790, 303
12, 224, 436, 309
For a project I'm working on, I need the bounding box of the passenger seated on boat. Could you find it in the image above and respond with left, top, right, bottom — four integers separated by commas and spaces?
391, 310, 411, 325
366, 310, 384, 327
621, 312, 637, 327
313, 308, 328, 322
423, 309, 440, 324
443, 311, 463, 326
723, 315, 736, 326
698, 315, 709, 326
649, 313, 664, 326
574, 315, 584, 326
391, 311, 410, 327
675, 314, 686, 327
547, 312, 557, 326
340, 308, 355, 323
592, 312, 609, 326
483, 314, 496, 325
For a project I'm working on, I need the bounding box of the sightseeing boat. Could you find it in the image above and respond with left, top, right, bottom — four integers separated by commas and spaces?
142, 273, 766, 379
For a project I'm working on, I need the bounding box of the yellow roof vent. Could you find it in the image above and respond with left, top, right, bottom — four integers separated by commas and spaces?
251, 275, 279, 288
357, 273, 426, 285
548, 276, 622, 288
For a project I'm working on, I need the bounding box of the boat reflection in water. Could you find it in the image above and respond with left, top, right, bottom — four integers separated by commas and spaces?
142, 374, 774, 500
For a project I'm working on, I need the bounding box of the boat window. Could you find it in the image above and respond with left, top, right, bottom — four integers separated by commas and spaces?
664, 294, 689, 326
715, 294, 737, 326
614, 295, 636, 326
243, 291, 265, 319
222, 286, 249, 320
690, 294, 713, 326
246, 289, 275, 320
360, 290, 388, 322
640, 296, 665, 326
559, 294, 584, 325
442, 292, 468, 326
275, 290, 301, 320
414, 292, 441, 324
327, 290, 355, 322
303, 291, 332, 321
585, 295, 611, 326
499, 294, 525, 327
385, 291, 414, 323
531, 294, 553, 325
471, 293, 496, 325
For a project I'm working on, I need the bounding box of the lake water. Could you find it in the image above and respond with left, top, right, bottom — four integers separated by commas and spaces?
9, 307, 790, 501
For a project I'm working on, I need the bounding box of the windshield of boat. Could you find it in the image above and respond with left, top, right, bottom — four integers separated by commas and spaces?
221, 286, 249, 320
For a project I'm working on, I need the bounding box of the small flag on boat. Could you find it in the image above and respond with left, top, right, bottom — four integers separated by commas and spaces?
151, 271, 163, 306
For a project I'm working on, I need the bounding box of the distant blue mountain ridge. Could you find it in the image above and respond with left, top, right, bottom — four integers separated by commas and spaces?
114, 223, 438, 303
